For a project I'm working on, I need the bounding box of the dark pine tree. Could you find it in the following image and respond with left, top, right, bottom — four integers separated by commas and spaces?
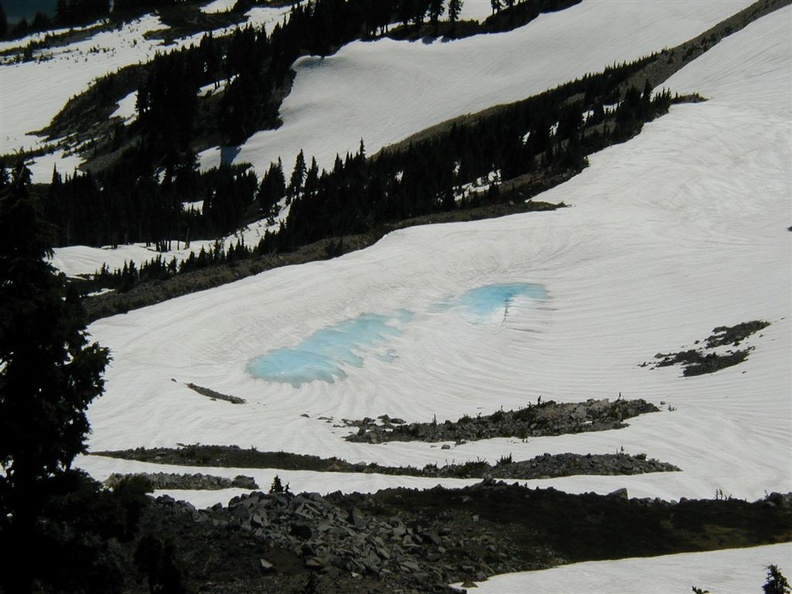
448, 0, 463, 29
0, 161, 111, 594
428, 0, 444, 30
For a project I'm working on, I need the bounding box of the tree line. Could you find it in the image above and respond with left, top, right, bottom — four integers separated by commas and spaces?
23, 0, 590, 253
48, 60, 675, 295
281, 69, 671, 247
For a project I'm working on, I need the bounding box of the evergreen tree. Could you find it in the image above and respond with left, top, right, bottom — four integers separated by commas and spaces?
0, 161, 111, 593
287, 149, 307, 202
428, 0, 444, 29
448, 0, 462, 25
764, 565, 791, 594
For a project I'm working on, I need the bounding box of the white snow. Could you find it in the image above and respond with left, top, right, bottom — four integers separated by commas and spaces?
80, 3, 791, 504
0, 14, 168, 158
458, 0, 495, 23
199, 0, 760, 176
50, 241, 215, 278
0, 7, 293, 182
110, 89, 138, 124
7, 1, 792, 589
201, 0, 237, 14
463, 543, 792, 593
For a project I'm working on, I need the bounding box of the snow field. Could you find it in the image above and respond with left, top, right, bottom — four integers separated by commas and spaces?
40, 0, 765, 277
81, 4, 791, 505
9, 1, 790, 589
0, 4, 292, 178
461, 543, 792, 594
200, 0, 760, 177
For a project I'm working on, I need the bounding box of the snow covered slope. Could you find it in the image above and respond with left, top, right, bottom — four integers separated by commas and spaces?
79, 3, 792, 510
200, 0, 760, 175
45, 0, 767, 278
467, 542, 792, 593
0, 3, 290, 181
14, 0, 786, 588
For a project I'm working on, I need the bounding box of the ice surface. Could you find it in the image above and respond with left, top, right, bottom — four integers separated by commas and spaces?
247, 310, 414, 387
247, 284, 547, 385
448, 282, 547, 323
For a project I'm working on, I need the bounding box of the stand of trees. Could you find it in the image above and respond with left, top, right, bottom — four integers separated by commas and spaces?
0, 0, 198, 39
56, 0, 110, 24
66, 62, 674, 296
0, 0, 110, 39
282, 70, 672, 246
43, 161, 257, 248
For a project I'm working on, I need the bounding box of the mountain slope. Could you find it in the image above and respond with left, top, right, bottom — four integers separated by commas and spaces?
79, 4, 791, 506
3, 0, 790, 589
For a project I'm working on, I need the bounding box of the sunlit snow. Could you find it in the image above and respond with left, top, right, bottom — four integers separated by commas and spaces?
78, 4, 791, 504
5, 0, 791, 589
199, 0, 760, 176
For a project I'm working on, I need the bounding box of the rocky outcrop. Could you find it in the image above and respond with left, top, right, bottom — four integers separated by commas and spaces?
181, 486, 524, 584
93, 446, 678, 481
105, 472, 258, 491
647, 320, 770, 376
345, 398, 659, 443
139, 481, 792, 594
186, 382, 246, 404
421, 452, 679, 480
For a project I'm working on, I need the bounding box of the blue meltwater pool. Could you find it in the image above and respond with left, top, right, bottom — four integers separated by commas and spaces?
247, 283, 546, 386
246, 310, 413, 387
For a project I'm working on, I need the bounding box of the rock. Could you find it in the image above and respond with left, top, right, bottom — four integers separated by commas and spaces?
399, 559, 420, 573
350, 508, 366, 528
391, 522, 406, 538
232, 475, 258, 489
304, 557, 325, 570
231, 504, 249, 519
607, 487, 629, 500
424, 530, 442, 546
259, 559, 275, 573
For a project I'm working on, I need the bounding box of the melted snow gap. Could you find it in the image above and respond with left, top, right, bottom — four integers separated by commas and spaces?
247, 283, 547, 386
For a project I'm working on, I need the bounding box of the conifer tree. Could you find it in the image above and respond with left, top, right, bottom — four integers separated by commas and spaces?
287, 149, 307, 202
0, 161, 111, 593
448, 0, 463, 26
764, 565, 791, 594
428, 0, 445, 29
